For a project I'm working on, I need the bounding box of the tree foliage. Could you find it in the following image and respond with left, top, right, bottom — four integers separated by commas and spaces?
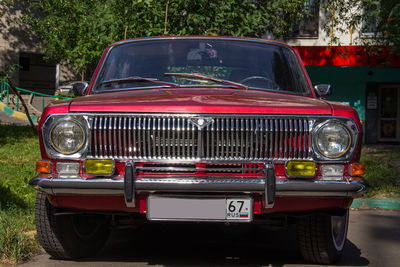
16, 0, 400, 77
321, 0, 400, 51
19, 0, 312, 76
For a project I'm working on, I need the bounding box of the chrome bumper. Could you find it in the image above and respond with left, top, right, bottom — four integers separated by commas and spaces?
29, 176, 369, 198
30, 160, 370, 209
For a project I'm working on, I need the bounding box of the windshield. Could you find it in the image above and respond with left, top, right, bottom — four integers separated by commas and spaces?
93, 39, 310, 95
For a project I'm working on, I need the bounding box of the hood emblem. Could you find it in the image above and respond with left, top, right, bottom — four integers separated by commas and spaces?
189, 117, 214, 129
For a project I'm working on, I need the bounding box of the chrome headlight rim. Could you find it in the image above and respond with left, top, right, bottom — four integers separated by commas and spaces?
312, 119, 358, 161
42, 115, 89, 159
49, 118, 86, 154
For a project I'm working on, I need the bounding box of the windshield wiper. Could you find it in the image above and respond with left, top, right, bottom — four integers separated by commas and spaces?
164, 72, 248, 90
100, 76, 179, 88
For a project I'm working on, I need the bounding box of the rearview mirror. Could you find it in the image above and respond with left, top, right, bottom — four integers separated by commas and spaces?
72, 82, 89, 96
314, 84, 332, 99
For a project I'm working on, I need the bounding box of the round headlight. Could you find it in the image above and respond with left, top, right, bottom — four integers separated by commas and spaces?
316, 122, 351, 158
50, 119, 85, 154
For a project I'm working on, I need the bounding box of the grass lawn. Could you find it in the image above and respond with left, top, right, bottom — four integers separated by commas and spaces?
0, 124, 40, 265
361, 145, 400, 198
0, 124, 398, 264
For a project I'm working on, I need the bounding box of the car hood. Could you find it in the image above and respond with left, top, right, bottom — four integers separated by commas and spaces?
69, 88, 332, 115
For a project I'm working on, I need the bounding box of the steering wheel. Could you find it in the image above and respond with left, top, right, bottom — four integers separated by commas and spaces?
239, 76, 280, 89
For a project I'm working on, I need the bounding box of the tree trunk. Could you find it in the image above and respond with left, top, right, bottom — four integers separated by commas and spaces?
164, 0, 170, 35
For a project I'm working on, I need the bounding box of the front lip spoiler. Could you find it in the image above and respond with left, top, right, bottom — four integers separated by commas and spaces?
29, 176, 369, 198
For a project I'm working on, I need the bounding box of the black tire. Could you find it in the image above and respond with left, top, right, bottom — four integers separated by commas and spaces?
35, 192, 110, 259
296, 210, 349, 264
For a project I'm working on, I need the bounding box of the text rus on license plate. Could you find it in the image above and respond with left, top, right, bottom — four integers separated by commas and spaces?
226, 198, 252, 221
147, 196, 252, 222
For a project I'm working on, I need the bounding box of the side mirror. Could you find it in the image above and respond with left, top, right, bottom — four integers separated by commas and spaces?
314, 84, 332, 99
72, 82, 89, 96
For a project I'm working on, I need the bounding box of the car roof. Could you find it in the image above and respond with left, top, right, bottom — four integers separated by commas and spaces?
109, 36, 292, 50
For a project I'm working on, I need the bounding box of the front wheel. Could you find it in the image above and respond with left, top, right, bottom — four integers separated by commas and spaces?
35, 192, 110, 259
296, 209, 349, 264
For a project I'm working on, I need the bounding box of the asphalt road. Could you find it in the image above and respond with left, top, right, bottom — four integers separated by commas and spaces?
21, 210, 400, 267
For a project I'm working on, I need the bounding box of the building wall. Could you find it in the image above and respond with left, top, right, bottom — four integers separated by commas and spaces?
284, 2, 400, 143
0, 1, 77, 91
284, 1, 364, 47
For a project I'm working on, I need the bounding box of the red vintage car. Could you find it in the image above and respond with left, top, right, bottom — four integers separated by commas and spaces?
30, 36, 369, 264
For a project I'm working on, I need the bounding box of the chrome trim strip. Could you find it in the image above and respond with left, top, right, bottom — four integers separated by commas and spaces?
136, 166, 263, 172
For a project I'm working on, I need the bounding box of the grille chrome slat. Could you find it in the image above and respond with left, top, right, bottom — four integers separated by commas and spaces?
245, 119, 249, 159
255, 119, 259, 159
299, 119, 303, 159
225, 119, 229, 159
293, 119, 298, 159
230, 118, 235, 159
152, 118, 156, 158
89, 115, 314, 161
128, 117, 132, 158
118, 117, 123, 158
284, 119, 288, 159
104, 117, 108, 157
99, 117, 103, 157
191, 123, 195, 158
123, 117, 127, 158
259, 119, 264, 159
304, 119, 308, 159
187, 120, 191, 159
250, 119, 254, 159
93, 117, 98, 157
133, 118, 137, 158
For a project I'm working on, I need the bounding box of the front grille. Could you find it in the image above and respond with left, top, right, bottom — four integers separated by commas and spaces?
88, 115, 315, 161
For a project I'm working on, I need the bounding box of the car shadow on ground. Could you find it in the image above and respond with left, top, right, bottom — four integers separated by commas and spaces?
69, 223, 369, 267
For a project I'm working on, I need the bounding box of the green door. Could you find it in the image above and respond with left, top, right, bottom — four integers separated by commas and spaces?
378, 85, 400, 142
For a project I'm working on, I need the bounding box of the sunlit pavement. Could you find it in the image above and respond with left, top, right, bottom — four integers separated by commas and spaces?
21, 210, 400, 267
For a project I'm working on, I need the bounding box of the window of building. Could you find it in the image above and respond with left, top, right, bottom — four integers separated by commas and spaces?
288, 0, 319, 38
361, 2, 381, 36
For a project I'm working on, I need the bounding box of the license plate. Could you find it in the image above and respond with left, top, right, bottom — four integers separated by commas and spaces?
225, 199, 252, 220
147, 196, 252, 222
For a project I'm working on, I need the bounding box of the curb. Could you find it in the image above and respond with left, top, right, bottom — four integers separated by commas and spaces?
0, 102, 38, 122
351, 198, 400, 210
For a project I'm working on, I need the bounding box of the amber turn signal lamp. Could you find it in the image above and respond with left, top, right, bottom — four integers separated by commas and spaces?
84, 159, 114, 175
36, 160, 51, 173
351, 163, 365, 176
286, 160, 316, 177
